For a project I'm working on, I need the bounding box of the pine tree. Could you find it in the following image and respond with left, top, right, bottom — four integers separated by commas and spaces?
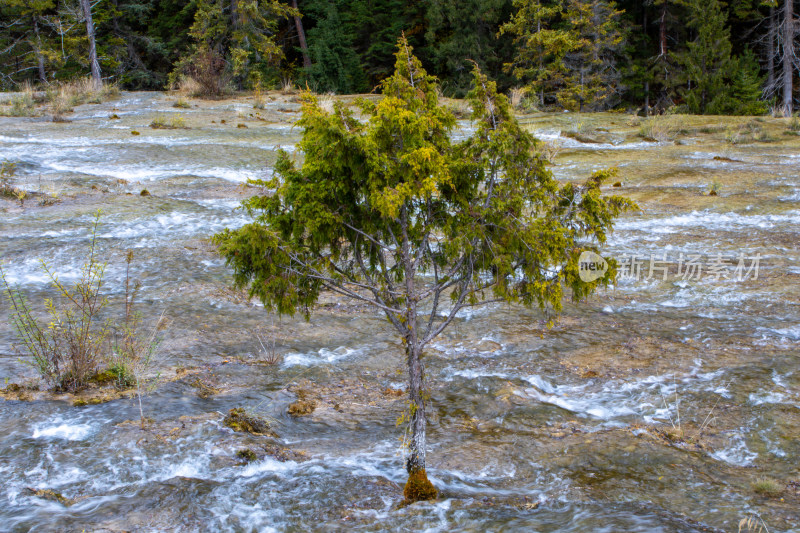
501, 0, 578, 107
673, 0, 732, 114
713, 48, 768, 115
303, 0, 366, 93
423, 0, 514, 97
560, 0, 628, 111
172, 0, 295, 94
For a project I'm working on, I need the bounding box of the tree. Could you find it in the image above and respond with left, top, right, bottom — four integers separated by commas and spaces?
560, 0, 628, 111
673, 0, 733, 114
171, 0, 295, 94
502, 0, 628, 110
423, 0, 514, 97
501, 0, 577, 107
214, 37, 633, 501
303, 0, 366, 93
781, 0, 795, 115
80, 0, 102, 86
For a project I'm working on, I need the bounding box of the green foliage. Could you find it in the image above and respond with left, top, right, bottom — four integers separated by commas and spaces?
214, 37, 634, 332
170, 0, 295, 94
502, 0, 629, 110
0, 215, 163, 395
0, 213, 110, 391
708, 49, 768, 116
303, 0, 367, 93
108, 251, 162, 390
423, 0, 514, 97
674, 0, 732, 114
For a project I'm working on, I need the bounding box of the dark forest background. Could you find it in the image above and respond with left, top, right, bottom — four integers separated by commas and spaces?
1, 0, 798, 113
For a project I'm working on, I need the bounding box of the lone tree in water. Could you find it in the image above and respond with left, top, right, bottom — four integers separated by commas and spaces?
214, 37, 633, 502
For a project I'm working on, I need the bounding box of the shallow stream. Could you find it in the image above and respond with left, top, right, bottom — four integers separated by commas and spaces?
0, 94, 798, 531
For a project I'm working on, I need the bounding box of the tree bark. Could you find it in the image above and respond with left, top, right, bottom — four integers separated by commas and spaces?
403, 342, 437, 502
80, 0, 102, 87
291, 0, 312, 69
659, 3, 667, 57
33, 18, 46, 84
783, 0, 794, 116
768, 6, 776, 91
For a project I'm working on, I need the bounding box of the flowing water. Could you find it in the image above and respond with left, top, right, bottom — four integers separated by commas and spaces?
0, 94, 798, 532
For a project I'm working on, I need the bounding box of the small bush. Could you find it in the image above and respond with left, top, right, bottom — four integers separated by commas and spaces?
172, 98, 191, 109
752, 478, 782, 497
0, 215, 162, 395
509, 87, 527, 110
0, 214, 110, 391
7, 84, 37, 117
788, 115, 800, 132
149, 114, 186, 129
180, 47, 229, 98
638, 115, 683, 142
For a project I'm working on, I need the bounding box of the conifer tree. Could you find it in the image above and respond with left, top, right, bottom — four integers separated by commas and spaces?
214, 37, 633, 502
172, 0, 295, 93
303, 0, 366, 93
423, 0, 514, 97
501, 0, 577, 107
503, 0, 627, 110
560, 0, 628, 111
673, 0, 732, 114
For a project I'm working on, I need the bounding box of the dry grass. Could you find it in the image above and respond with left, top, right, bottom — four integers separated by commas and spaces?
509, 86, 527, 110
172, 76, 203, 97
318, 92, 336, 114
738, 514, 771, 532
752, 478, 782, 497
149, 114, 187, 129
280, 77, 298, 95
172, 98, 191, 109
637, 115, 685, 142
1, 82, 37, 117
43, 78, 119, 121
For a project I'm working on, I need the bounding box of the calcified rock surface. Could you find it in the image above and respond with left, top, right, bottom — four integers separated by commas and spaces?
1, 93, 799, 531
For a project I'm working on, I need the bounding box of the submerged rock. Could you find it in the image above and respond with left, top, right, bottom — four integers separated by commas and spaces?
24, 488, 75, 506
223, 407, 275, 436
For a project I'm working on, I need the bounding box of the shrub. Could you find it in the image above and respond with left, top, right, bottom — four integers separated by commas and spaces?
752, 478, 782, 497
0, 214, 109, 391
150, 114, 187, 129
0, 215, 163, 396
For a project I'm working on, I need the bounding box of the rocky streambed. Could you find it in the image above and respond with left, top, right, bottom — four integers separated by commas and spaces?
0, 92, 799, 531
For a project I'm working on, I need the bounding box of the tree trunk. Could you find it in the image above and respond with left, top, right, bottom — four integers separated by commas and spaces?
403, 342, 437, 502
80, 0, 102, 88
291, 0, 312, 69
768, 6, 776, 91
659, 3, 667, 57
33, 18, 46, 84
782, 0, 794, 116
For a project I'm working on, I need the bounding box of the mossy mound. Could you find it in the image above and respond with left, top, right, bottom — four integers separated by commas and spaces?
403, 468, 438, 502
223, 407, 273, 435
288, 399, 316, 416
25, 488, 74, 505
288, 387, 317, 416
236, 448, 258, 462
